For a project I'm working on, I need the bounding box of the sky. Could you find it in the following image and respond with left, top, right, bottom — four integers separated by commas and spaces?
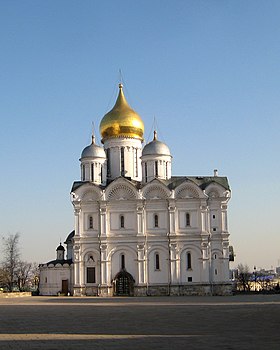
0, 0, 279, 271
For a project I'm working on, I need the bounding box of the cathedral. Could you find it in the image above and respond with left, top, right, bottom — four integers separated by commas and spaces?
39, 83, 233, 296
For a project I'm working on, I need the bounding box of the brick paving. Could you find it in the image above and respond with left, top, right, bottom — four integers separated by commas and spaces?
0, 295, 280, 349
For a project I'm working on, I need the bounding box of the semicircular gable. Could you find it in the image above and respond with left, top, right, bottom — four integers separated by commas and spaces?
211, 249, 223, 256
142, 184, 170, 200
72, 184, 102, 202
179, 245, 202, 257
81, 248, 100, 260
81, 189, 101, 201
148, 245, 169, 254
106, 184, 137, 201
175, 183, 201, 199
107, 245, 137, 260
205, 183, 227, 198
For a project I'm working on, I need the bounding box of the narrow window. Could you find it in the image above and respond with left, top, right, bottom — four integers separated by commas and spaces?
106, 149, 110, 177
135, 148, 138, 177
166, 162, 168, 179
155, 253, 160, 270
100, 165, 103, 182
213, 227, 216, 232
121, 147, 125, 176
186, 213, 190, 226
187, 252, 192, 270
120, 215, 125, 228
82, 164, 86, 181
187, 277, 192, 282
213, 214, 216, 219
144, 162, 147, 182
91, 163, 94, 181
87, 267, 96, 283
88, 216, 93, 229
154, 214, 159, 228
215, 269, 218, 275
45, 277, 47, 283
121, 254, 125, 269
155, 161, 158, 177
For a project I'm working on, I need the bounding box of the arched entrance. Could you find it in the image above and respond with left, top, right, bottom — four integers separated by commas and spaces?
113, 269, 135, 296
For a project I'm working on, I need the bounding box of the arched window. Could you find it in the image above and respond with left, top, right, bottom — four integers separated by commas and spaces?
155, 161, 158, 177
88, 255, 94, 262
120, 215, 125, 228
186, 213, 191, 227
91, 163, 94, 181
121, 147, 125, 176
154, 214, 159, 228
88, 216, 93, 229
144, 162, 147, 182
187, 252, 192, 270
82, 164, 86, 181
106, 148, 111, 177
155, 253, 160, 270
135, 148, 138, 177
121, 254, 125, 269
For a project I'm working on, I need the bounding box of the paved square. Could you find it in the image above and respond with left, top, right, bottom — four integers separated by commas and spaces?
0, 295, 280, 349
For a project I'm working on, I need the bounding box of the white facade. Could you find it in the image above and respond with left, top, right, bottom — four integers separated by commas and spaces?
39, 84, 233, 296
39, 244, 73, 296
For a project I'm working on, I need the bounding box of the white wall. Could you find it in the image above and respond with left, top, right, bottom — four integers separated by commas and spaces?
39, 265, 72, 295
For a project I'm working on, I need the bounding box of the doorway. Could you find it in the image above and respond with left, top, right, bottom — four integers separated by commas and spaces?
61, 279, 68, 295
113, 269, 134, 296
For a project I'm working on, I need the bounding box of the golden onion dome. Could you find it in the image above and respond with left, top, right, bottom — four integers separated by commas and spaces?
100, 83, 144, 143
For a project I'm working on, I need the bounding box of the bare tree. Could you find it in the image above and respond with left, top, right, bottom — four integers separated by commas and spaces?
31, 263, 40, 291
1, 233, 21, 291
15, 261, 32, 291
0, 267, 8, 289
237, 263, 251, 292
16, 262, 40, 292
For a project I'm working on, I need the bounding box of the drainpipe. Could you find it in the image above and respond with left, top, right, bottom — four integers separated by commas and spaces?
145, 227, 149, 295
167, 232, 171, 296
144, 202, 149, 295
98, 199, 102, 297
206, 197, 213, 296
209, 239, 213, 296
167, 198, 174, 296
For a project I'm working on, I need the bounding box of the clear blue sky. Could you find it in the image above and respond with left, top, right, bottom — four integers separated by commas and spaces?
0, 0, 279, 270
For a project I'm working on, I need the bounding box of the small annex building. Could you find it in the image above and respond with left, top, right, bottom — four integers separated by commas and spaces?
39, 83, 233, 296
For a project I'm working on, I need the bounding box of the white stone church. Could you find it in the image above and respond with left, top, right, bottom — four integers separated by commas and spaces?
39, 83, 233, 296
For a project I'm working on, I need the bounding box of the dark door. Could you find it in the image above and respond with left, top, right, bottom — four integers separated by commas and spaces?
62, 279, 68, 295
114, 270, 134, 296
116, 275, 130, 295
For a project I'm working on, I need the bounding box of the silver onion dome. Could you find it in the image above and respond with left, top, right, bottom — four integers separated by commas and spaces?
80, 135, 106, 159
142, 131, 171, 156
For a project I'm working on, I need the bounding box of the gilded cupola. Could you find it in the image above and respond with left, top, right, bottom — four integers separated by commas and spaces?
99, 84, 144, 143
